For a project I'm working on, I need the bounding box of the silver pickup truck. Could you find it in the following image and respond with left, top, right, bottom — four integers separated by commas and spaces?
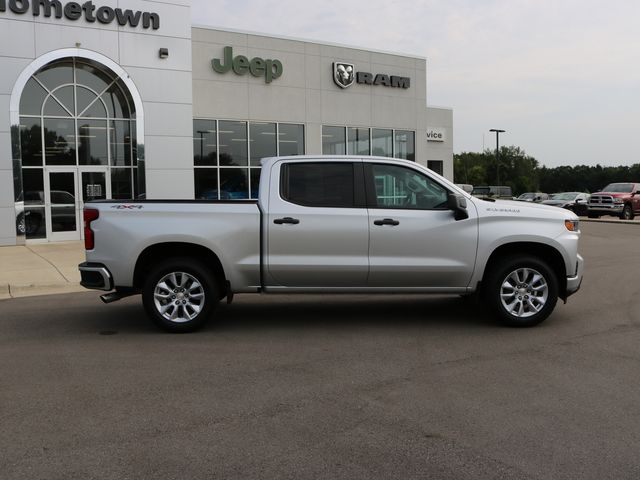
79, 156, 583, 332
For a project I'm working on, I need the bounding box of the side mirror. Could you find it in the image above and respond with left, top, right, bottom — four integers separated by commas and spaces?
448, 193, 469, 221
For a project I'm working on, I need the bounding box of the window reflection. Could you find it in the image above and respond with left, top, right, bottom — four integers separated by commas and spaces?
394, 130, 415, 161
322, 126, 346, 155
219, 121, 248, 166
44, 119, 76, 165
347, 127, 370, 155
194, 120, 304, 200
78, 120, 108, 165
279, 124, 304, 156
20, 118, 43, 166
372, 129, 393, 157
110, 120, 132, 166
193, 119, 217, 166
250, 122, 276, 166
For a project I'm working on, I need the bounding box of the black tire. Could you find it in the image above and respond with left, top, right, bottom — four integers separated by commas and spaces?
620, 204, 634, 220
484, 254, 558, 327
142, 257, 219, 333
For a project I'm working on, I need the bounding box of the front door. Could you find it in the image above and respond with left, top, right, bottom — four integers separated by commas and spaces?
46, 169, 79, 241
45, 168, 109, 241
366, 162, 478, 288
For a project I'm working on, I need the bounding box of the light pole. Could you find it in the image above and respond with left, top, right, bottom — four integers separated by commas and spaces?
489, 129, 505, 185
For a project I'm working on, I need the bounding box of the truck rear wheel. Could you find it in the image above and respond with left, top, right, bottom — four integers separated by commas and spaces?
142, 257, 218, 332
484, 255, 558, 327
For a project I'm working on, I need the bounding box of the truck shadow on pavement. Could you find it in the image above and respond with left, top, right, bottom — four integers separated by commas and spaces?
84, 293, 498, 334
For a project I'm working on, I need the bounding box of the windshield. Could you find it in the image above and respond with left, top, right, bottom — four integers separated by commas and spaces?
550, 193, 578, 201
518, 193, 535, 200
602, 183, 633, 193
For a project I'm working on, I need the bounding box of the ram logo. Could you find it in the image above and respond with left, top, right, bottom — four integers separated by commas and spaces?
333, 62, 355, 88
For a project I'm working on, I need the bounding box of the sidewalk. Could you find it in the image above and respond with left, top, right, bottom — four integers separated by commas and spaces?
0, 241, 87, 300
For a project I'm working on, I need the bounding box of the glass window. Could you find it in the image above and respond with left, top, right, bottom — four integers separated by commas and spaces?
101, 82, 131, 119
75, 61, 112, 95
371, 129, 393, 157
78, 120, 108, 165
35, 61, 73, 91
24, 207, 46, 239
111, 168, 132, 199
193, 119, 216, 166
427, 160, 443, 176
43, 95, 71, 117
283, 163, 354, 208
77, 86, 105, 118
394, 130, 415, 161
219, 121, 248, 167
279, 124, 304, 156
250, 122, 276, 166
110, 120, 132, 166
194, 168, 218, 200
371, 164, 448, 210
250, 168, 261, 199
347, 127, 370, 155
22, 169, 44, 204
19, 78, 48, 116
220, 168, 249, 199
20, 118, 43, 166
322, 126, 346, 155
44, 118, 76, 165
50, 86, 74, 115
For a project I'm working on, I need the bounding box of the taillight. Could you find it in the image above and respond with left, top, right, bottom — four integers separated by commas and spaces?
84, 208, 99, 250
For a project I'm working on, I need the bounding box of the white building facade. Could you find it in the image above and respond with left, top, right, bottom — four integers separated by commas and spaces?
0, 0, 453, 245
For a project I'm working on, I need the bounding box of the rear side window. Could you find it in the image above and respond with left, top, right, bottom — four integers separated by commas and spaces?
282, 162, 355, 207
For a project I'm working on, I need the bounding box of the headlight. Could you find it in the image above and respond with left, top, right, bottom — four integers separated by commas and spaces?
565, 219, 579, 232
614, 198, 624, 204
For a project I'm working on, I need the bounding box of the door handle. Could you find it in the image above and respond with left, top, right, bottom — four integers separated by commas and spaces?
274, 217, 300, 225
373, 218, 400, 226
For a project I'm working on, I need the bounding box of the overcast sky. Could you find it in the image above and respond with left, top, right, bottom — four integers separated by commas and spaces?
192, 0, 640, 168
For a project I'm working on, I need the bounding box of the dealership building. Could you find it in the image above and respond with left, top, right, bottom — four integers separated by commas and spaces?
0, 0, 453, 245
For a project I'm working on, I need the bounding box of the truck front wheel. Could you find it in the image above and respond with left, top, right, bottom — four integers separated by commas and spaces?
142, 257, 218, 332
620, 204, 634, 220
484, 255, 558, 327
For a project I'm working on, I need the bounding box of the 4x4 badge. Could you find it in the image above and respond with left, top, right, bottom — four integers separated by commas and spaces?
333, 62, 355, 89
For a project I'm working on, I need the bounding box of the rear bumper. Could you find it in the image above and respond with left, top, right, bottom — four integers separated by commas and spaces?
78, 262, 113, 291
565, 254, 584, 297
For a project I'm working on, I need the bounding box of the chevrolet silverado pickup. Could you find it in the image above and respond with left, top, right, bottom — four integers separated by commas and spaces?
79, 156, 584, 332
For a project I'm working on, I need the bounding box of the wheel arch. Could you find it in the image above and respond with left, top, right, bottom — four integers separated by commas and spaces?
483, 242, 567, 299
133, 242, 228, 298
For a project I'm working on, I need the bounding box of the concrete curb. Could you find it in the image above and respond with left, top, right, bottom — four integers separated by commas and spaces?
1, 282, 87, 300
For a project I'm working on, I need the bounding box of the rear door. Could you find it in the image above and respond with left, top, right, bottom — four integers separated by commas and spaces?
265, 160, 369, 287
365, 161, 478, 288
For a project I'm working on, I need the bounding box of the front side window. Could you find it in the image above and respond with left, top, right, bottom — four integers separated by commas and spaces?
371, 164, 448, 210
282, 163, 355, 208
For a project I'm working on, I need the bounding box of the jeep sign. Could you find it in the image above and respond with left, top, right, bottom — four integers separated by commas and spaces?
212, 46, 283, 84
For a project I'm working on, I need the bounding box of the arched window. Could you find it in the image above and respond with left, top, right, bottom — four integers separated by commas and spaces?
18, 58, 142, 240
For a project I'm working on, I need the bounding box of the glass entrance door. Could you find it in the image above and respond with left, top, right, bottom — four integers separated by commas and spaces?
47, 170, 79, 241
45, 168, 109, 241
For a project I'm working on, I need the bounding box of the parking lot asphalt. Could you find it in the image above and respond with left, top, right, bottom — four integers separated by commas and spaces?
1, 222, 640, 479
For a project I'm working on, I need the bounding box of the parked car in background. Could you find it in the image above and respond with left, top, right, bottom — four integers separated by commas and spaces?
471, 185, 513, 200
542, 192, 590, 216
517, 192, 549, 203
588, 182, 640, 220
456, 184, 473, 194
